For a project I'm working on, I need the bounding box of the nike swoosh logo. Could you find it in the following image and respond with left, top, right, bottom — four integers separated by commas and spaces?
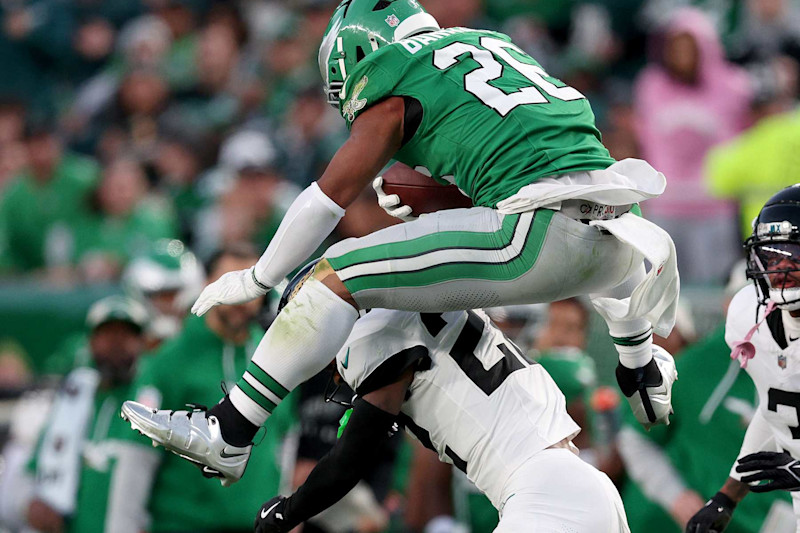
261, 500, 281, 519
220, 449, 246, 459
342, 348, 350, 369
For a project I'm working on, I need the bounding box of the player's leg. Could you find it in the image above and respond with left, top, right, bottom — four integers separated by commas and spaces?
224, 207, 530, 434
591, 265, 655, 368
591, 217, 678, 428
121, 207, 648, 484
494, 448, 630, 533
326, 207, 641, 310
227, 207, 642, 427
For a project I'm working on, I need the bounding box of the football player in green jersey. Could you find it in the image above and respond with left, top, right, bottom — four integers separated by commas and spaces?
122, 0, 681, 487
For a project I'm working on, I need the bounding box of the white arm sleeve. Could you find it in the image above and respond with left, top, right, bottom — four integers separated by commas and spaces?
254, 182, 346, 288
617, 426, 687, 510
104, 442, 161, 533
729, 408, 778, 480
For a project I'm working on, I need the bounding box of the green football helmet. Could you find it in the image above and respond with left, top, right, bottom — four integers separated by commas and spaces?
318, 0, 439, 107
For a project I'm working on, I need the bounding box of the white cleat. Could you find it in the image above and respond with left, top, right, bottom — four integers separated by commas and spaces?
121, 401, 252, 487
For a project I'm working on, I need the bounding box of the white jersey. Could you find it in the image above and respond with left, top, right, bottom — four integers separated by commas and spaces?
336, 308, 579, 508
727, 285, 800, 476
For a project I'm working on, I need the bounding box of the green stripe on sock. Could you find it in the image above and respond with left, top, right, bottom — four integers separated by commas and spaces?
237, 379, 277, 413
328, 214, 521, 271
611, 330, 652, 347
246, 362, 290, 399
342, 210, 553, 294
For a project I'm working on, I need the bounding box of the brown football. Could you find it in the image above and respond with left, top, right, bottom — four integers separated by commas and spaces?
380, 162, 473, 215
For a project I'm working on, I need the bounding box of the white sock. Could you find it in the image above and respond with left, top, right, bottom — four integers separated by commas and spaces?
608, 318, 654, 369
229, 278, 358, 426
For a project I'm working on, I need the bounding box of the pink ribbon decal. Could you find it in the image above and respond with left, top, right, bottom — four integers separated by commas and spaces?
731, 301, 777, 368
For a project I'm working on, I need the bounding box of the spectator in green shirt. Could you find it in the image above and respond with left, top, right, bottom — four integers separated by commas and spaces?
72, 157, 177, 282
0, 124, 99, 275
109, 245, 293, 533
26, 295, 150, 533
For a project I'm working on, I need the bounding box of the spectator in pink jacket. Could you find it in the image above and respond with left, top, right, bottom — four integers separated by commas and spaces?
634, 7, 753, 285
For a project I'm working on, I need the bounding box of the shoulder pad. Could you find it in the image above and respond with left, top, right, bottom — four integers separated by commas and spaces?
337, 310, 430, 394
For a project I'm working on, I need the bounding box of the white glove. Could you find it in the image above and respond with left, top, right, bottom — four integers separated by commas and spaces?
616, 345, 677, 430
191, 267, 269, 316
372, 176, 417, 222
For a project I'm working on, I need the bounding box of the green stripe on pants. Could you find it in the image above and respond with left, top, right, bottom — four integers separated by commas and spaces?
337, 210, 553, 295
328, 213, 521, 270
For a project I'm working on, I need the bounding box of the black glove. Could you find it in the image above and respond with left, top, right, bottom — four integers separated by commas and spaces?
736, 451, 800, 492
615, 348, 677, 429
254, 496, 289, 533
685, 492, 736, 533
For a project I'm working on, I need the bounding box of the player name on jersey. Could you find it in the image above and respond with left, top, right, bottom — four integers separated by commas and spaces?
397, 27, 471, 54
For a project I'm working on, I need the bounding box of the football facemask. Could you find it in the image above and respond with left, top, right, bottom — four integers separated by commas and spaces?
748, 241, 800, 310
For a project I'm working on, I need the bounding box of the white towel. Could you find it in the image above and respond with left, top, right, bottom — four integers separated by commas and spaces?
34, 367, 100, 515
496, 158, 666, 214
589, 213, 680, 337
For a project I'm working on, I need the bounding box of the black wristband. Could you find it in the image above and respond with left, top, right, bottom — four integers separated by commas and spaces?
711, 491, 737, 510
251, 267, 270, 292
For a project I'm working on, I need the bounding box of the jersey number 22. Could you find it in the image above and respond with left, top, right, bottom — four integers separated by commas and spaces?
433, 37, 585, 116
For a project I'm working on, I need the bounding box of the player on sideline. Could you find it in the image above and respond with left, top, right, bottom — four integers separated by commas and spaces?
250, 263, 637, 533
121, 0, 680, 486
686, 186, 800, 533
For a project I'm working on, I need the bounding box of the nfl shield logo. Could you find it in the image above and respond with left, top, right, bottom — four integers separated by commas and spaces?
779, 353, 787, 369
386, 14, 400, 27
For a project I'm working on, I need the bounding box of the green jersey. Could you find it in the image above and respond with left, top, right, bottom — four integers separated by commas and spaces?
339, 27, 615, 208
30, 364, 137, 533
0, 152, 99, 271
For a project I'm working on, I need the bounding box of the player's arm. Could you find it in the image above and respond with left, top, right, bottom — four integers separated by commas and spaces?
254, 365, 414, 533
684, 477, 748, 533
191, 97, 405, 315
316, 96, 405, 209
685, 407, 777, 532
617, 424, 704, 527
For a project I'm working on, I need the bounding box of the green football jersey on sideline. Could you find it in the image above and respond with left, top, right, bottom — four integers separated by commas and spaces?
339, 27, 615, 208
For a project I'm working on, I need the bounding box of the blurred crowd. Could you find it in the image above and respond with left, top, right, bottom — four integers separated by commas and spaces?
2, 0, 800, 532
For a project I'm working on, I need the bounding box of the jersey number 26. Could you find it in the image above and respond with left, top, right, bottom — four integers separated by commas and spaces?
433, 37, 585, 116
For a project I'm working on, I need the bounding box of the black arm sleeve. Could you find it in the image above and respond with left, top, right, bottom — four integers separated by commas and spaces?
281, 397, 397, 528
